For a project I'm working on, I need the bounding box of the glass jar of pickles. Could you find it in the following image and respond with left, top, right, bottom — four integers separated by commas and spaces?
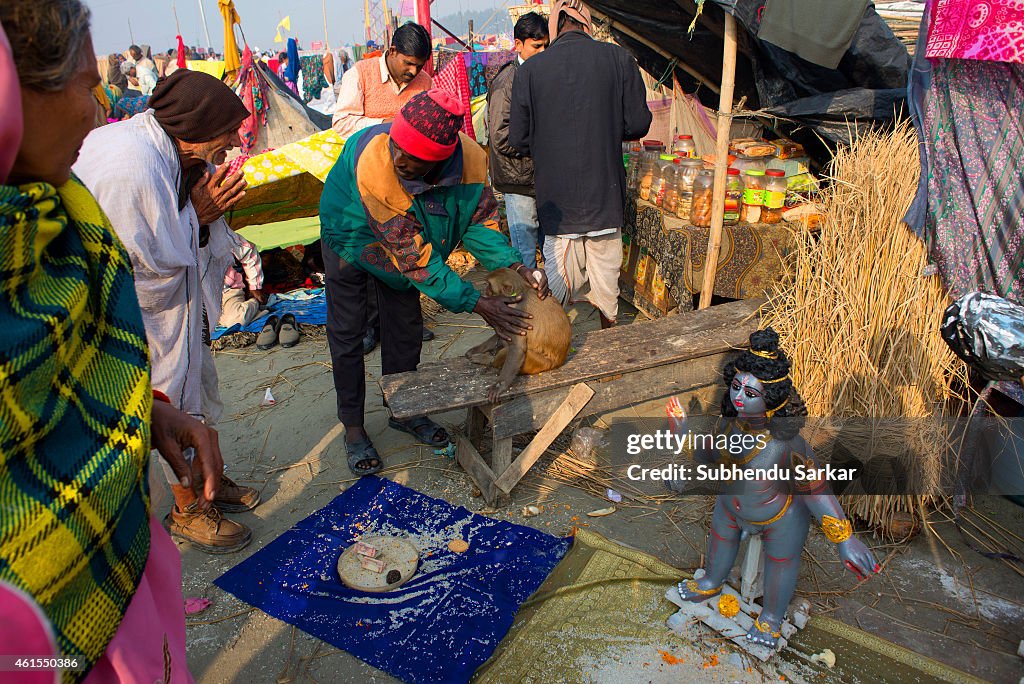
740, 170, 766, 224
626, 146, 642, 191
638, 157, 657, 201
690, 170, 714, 227
654, 155, 676, 207
675, 159, 703, 220
672, 134, 696, 158
663, 159, 681, 215
724, 167, 742, 225
762, 169, 787, 224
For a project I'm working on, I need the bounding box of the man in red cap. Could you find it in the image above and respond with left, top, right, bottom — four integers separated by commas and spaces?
320, 88, 548, 475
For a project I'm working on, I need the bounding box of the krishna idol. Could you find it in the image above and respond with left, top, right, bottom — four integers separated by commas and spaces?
667, 328, 879, 648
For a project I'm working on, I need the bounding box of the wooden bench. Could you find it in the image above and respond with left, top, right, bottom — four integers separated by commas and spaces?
379, 298, 762, 505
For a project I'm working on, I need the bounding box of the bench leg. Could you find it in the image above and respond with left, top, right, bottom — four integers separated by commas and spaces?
466, 406, 487, 446
456, 437, 499, 505
490, 435, 514, 507
493, 383, 594, 495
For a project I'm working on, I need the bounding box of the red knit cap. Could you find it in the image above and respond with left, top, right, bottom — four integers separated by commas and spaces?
390, 89, 465, 162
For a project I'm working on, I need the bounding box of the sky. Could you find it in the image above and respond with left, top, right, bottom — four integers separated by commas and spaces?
84, 0, 505, 56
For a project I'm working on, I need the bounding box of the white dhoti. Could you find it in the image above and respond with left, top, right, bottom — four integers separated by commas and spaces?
542, 229, 622, 321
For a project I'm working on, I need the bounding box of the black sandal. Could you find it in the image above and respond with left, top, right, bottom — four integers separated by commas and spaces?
345, 438, 383, 476
388, 416, 450, 447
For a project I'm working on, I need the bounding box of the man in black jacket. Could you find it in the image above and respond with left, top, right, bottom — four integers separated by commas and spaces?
487, 12, 549, 268
509, 0, 651, 328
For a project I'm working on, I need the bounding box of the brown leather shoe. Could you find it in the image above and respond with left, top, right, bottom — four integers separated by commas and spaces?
165, 504, 252, 554
194, 474, 261, 513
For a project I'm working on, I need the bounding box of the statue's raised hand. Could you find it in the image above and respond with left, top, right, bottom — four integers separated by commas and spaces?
666, 396, 687, 434
837, 537, 880, 581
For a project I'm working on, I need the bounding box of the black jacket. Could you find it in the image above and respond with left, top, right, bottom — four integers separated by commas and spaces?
487, 60, 535, 197
508, 31, 652, 236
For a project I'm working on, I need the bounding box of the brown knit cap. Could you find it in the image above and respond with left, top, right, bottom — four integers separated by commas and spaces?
149, 70, 249, 143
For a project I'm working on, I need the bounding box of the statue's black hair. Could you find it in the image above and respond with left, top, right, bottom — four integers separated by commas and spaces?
720, 328, 807, 440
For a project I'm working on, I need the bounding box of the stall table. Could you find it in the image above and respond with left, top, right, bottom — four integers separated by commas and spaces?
621, 193, 801, 317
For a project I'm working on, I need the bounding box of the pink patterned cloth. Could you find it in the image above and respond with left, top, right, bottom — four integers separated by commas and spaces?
433, 56, 475, 139
236, 46, 270, 155
83, 516, 193, 684
226, 154, 250, 177
0, 22, 23, 183
926, 0, 1024, 64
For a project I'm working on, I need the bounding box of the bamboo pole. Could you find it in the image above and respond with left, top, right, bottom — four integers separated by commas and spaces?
197, 0, 212, 51
322, 0, 331, 50
698, 11, 737, 309
588, 7, 720, 96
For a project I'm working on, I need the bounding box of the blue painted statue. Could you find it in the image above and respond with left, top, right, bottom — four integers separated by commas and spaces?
669, 328, 880, 648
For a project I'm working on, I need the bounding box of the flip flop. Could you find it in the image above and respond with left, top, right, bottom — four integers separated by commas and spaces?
388, 416, 450, 447
278, 313, 300, 348
256, 315, 280, 350
345, 438, 383, 476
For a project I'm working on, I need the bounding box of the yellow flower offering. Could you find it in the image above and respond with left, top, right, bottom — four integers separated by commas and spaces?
718, 594, 740, 618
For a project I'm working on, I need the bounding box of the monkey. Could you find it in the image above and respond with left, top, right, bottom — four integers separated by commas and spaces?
466, 268, 572, 403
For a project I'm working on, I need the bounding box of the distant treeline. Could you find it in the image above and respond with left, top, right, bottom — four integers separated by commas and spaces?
433, 9, 513, 37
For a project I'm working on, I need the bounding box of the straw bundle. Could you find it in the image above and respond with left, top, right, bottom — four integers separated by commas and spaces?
762, 120, 969, 531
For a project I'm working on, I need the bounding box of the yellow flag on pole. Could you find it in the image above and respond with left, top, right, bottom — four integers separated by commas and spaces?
278, 16, 291, 31
218, 0, 241, 79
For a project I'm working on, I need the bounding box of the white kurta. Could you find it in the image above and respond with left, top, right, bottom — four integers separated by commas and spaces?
74, 110, 231, 420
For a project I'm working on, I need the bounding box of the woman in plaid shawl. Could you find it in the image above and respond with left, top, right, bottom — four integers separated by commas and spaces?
0, 1, 225, 681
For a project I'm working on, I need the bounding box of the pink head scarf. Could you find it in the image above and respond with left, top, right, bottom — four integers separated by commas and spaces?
0, 22, 23, 184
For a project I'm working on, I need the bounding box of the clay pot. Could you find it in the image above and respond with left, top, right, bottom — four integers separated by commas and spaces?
879, 510, 920, 541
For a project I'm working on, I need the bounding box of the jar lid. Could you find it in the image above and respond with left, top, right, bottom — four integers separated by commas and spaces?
673, 158, 682, 164
643, 139, 663, 146
744, 170, 766, 176
765, 169, 786, 177
659, 154, 676, 161
727, 168, 740, 175
677, 135, 693, 140
681, 159, 704, 166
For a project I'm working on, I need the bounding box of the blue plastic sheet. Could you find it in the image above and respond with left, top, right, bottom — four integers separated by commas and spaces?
214, 477, 570, 683
211, 288, 326, 340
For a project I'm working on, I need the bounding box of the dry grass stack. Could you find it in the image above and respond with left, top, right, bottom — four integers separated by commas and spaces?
762, 120, 969, 533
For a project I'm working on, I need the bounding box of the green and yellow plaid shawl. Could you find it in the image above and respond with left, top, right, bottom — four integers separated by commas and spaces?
0, 178, 152, 681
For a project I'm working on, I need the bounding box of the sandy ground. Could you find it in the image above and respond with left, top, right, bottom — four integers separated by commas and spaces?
171, 275, 1024, 684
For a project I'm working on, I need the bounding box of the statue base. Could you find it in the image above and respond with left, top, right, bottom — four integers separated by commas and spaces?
664, 573, 810, 662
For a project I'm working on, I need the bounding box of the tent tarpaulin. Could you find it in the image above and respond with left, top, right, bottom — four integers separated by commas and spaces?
589, 0, 911, 164
226, 128, 345, 230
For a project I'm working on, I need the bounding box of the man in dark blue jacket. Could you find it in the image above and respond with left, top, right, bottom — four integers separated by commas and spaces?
509, 0, 651, 328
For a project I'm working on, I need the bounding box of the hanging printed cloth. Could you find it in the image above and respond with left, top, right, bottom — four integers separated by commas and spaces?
465, 50, 517, 99
433, 56, 475, 138
235, 46, 270, 154
299, 54, 330, 103
925, 0, 1024, 64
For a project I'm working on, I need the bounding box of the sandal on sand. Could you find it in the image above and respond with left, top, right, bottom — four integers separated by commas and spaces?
256, 315, 280, 350
388, 416, 450, 447
278, 313, 301, 348
346, 438, 383, 476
